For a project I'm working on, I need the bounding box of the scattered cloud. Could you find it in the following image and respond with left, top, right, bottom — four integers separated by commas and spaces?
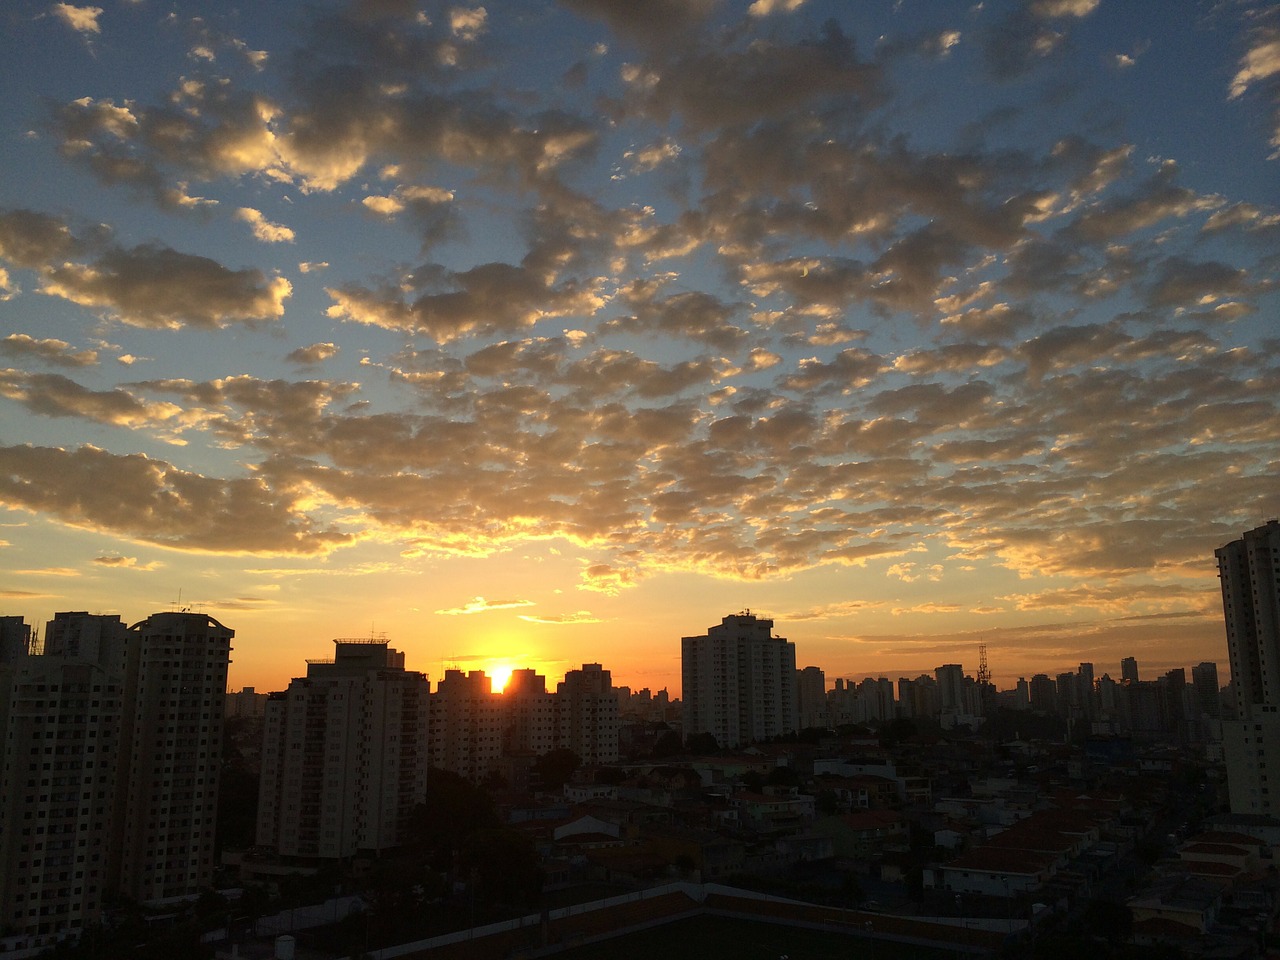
52, 3, 103, 34
1, 335, 98, 368
286, 342, 339, 365
92, 554, 162, 570
518, 610, 602, 624
435, 596, 536, 615
235, 207, 296, 244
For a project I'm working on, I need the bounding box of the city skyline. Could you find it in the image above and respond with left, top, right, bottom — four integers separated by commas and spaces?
4, 605, 1229, 701
2, 1, 1278, 695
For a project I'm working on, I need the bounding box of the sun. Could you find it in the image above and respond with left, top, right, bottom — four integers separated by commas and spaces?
488, 663, 513, 693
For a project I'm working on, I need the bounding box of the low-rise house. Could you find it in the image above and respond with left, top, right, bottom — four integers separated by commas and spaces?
813, 810, 908, 859
730, 786, 815, 834
1177, 840, 1258, 877
1128, 875, 1222, 936
929, 846, 1059, 898
565, 781, 619, 803
643, 824, 746, 881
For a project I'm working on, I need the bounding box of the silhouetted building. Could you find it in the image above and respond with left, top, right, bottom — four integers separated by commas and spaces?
1029, 674, 1057, 714
117, 612, 233, 901
0, 614, 127, 944
1191, 662, 1221, 720
503, 668, 557, 755
796, 666, 827, 729
431, 669, 503, 780
257, 640, 429, 859
557, 663, 620, 764
226, 685, 268, 718
0, 611, 232, 946
682, 612, 797, 748
1217, 520, 1280, 817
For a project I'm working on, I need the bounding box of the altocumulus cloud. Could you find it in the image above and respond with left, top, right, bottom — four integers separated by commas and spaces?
0, 0, 1274, 671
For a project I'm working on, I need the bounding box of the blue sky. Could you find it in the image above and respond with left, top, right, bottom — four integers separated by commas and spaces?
1, 0, 1278, 694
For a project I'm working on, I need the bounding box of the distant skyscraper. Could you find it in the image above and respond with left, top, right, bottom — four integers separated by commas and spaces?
1121, 657, 1139, 684
1077, 662, 1096, 718
0, 615, 32, 661
1029, 674, 1057, 714
934, 664, 965, 715
1015, 677, 1030, 711
1218, 521, 1280, 712
682, 612, 798, 748
1190, 662, 1221, 720
796, 666, 827, 729
257, 640, 429, 860
1217, 520, 1280, 818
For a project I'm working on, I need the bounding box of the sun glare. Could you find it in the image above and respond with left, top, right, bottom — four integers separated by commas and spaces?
488, 664, 513, 693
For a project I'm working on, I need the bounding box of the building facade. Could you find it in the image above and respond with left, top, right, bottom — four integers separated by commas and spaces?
1217, 520, 1280, 818
430, 664, 620, 780
682, 612, 798, 748
116, 612, 234, 901
0, 611, 232, 945
556, 663, 620, 765
429, 669, 504, 780
257, 640, 430, 859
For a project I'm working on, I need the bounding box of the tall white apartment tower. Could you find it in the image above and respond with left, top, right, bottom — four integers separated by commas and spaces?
117, 612, 233, 901
1217, 521, 1280, 818
257, 640, 430, 859
682, 612, 798, 748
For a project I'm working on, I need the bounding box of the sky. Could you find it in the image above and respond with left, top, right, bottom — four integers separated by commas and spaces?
0, 0, 1278, 697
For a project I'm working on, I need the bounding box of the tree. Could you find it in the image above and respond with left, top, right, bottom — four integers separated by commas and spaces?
652, 730, 683, 758
532, 748, 580, 791
685, 731, 720, 755
879, 717, 918, 748
765, 765, 800, 788
405, 768, 500, 864
458, 828, 542, 906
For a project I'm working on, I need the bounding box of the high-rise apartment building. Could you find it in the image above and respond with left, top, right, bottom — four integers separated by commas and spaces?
0, 614, 127, 943
116, 612, 234, 901
796, 666, 827, 729
1121, 657, 1139, 684
502, 669, 557, 756
682, 612, 798, 748
256, 640, 430, 860
428, 663, 622, 782
556, 663, 620, 765
1190, 662, 1221, 720
430, 669, 504, 780
0, 615, 33, 661
935, 664, 965, 713
1216, 520, 1280, 818
1029, 674, 1057, 713
0, 611, 232, 945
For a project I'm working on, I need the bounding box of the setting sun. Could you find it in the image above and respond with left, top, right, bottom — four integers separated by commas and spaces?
488, 664, 514, 694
